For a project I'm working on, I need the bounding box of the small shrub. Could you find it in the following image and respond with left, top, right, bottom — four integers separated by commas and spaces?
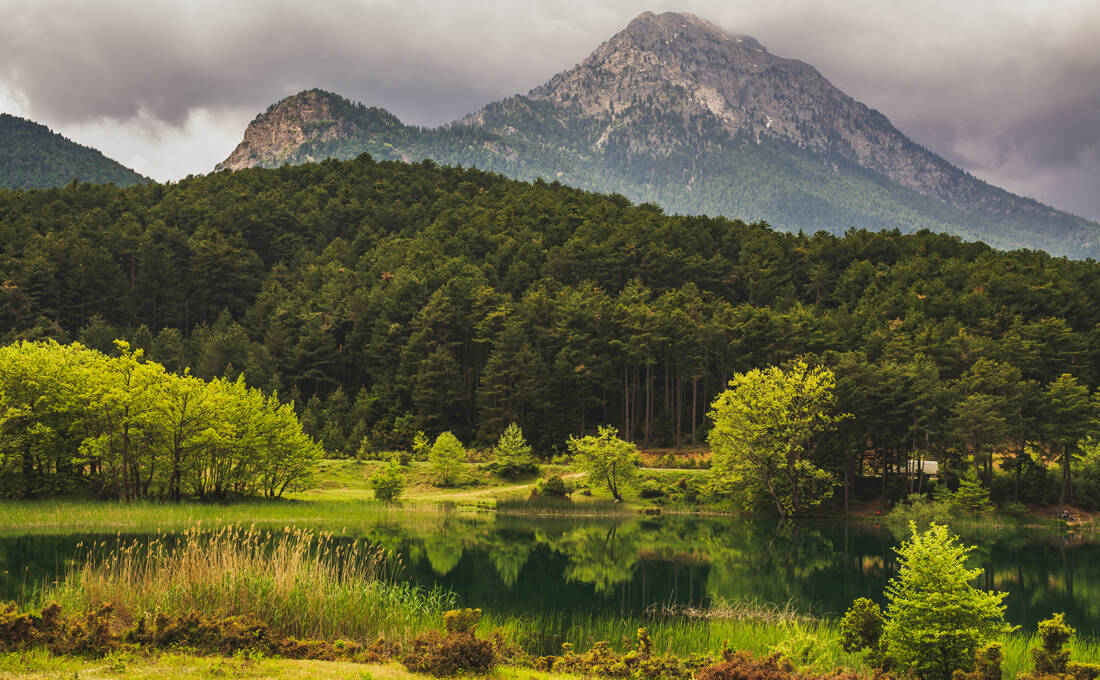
1019, 613, 1100, 680
770, 627, 829, 672
369, 458, 406, 503
552, 628, 692, 680
401, 608, 495, 677
953, 643, 1002, 680
883, 523, 1012, 680
533, 474, 572, 499
638, 480, 666, 499
840, 598, 885, 667
999, 501, 1030, 518
696, 651, 796, 680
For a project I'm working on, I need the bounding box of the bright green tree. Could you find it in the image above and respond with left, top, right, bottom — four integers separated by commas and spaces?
707, 360, 845, 516
491, 422, 537, 478
412, 430, 431, 461
567, 425, 637, 501
883, 522, 1012, 680
429, 431, 466, 487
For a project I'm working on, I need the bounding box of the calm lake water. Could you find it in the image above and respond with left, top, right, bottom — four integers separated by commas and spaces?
2, 513, 1097, 637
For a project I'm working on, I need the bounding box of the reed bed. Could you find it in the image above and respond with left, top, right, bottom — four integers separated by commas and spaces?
37, 524, 454, 642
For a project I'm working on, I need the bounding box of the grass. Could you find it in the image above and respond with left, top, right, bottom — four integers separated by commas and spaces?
36, 525, 454, 642
290, 459, 578, 505
0, 498, 477, 536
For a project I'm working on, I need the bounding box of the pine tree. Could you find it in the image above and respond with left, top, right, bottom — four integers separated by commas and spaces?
429, 431, 466, 487
490, 422, 537, 478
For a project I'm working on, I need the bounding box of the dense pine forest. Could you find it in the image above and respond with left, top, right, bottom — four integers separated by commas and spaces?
0, 114, 148, 190
2, 154, 1100, 506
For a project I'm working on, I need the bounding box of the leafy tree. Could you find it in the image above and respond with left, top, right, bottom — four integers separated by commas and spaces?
369, 457, 406, 502
567, 425, 637, 501
429, 431, 466, 487
707, 360, 844, 516
883, 523, 1012, 680
0, 340, 320, 500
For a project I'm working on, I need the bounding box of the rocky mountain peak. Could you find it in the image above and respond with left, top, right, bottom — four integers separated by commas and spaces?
525, 11, 965, 200
217, 89, 401, 171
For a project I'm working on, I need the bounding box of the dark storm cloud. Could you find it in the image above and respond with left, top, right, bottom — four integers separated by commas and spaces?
1, 0, 1097, 219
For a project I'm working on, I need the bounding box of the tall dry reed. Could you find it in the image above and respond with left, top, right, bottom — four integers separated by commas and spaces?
40, 524, 453, 642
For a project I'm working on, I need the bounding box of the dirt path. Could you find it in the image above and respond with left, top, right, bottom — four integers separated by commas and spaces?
418, 472, 586, 501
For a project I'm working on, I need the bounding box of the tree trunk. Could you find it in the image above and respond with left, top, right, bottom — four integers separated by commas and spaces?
1059, 444, 1069, 512
644, 361, 652, 446
691, 375, 699, 445
668, 367, 677, 446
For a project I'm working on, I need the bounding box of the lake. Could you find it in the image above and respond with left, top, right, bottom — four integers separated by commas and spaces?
2, 511, 1096, 638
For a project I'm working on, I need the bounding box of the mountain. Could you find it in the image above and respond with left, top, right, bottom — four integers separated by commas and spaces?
0, 113, 148, 190
217, 11, 1099, 258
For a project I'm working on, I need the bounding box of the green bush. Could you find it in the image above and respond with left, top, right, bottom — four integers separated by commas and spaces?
952, 643, 1002, 680
551, 628, 693, 680
1019, 613, 1100, 680
839, 597, 884, 666
533, 474, 573, 499
638, 480, 666, 499
412, 431, 431, 461
369, 459, 405, 502
769, 626, 830, 672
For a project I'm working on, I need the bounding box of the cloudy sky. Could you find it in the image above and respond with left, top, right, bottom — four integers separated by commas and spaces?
2, 0, 1098, 220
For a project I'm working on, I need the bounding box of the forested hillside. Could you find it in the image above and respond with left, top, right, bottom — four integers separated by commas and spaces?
0, 114, 148, 189
218, 11, 1100, 258
2, 154, 1099, 503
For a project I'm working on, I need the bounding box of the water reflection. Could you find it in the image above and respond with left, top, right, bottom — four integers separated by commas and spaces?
1, 515, 1096, 635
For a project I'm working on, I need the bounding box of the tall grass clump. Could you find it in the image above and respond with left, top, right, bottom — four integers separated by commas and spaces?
38, 525, 454, 642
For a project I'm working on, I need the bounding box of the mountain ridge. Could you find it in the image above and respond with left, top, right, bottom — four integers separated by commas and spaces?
215, 11, 1099, 258
0, 113, 148, 190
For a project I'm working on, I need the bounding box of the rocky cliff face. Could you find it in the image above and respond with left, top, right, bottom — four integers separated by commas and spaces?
505, 12, 1007, 216
217, 89, 401, 171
